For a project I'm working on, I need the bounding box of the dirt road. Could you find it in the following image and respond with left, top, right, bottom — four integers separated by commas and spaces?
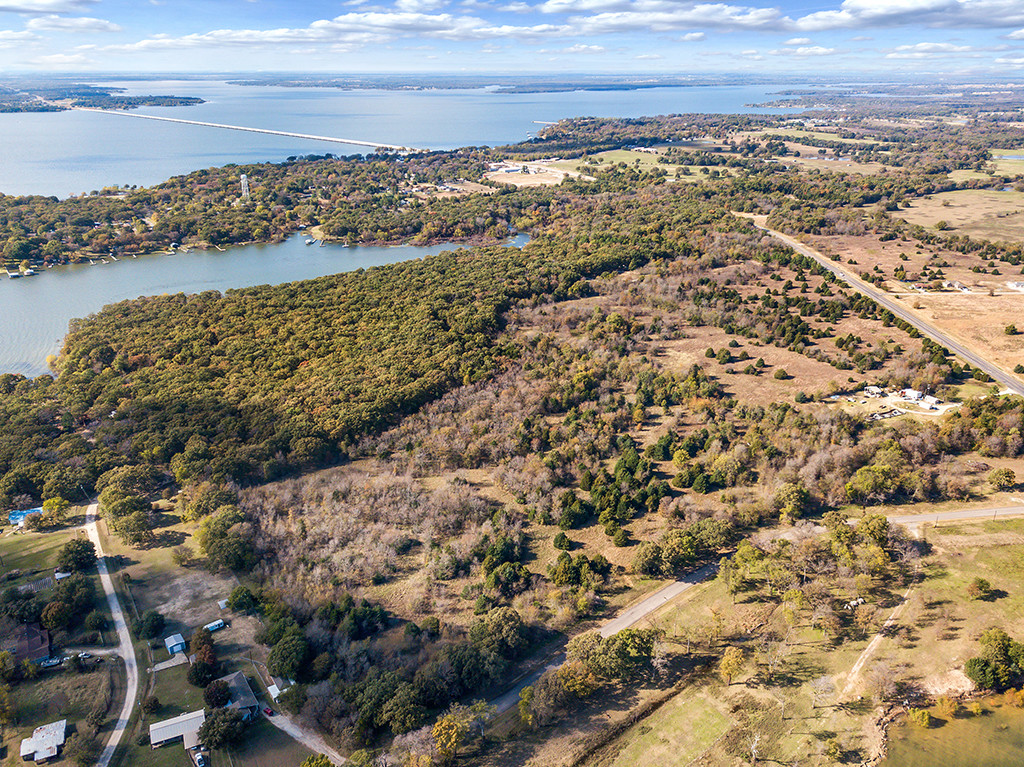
490, 564, 716, 714
265, 712, 347, 765
83, 503, 139, 767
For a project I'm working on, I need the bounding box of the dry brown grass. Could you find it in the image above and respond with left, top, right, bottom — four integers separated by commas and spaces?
898, 189, 1024, 243
910, 292, 1024, 379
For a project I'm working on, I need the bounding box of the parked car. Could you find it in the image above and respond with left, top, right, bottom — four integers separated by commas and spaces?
263, 707, 275, 716
39, 657, 63, 668
196, 755, 207, 767
77, 652, 93, 659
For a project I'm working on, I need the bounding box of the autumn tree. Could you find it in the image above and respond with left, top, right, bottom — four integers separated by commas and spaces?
719, 646, 744, 684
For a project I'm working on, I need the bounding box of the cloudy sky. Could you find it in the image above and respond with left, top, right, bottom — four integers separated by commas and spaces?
1, 0, 1023, 73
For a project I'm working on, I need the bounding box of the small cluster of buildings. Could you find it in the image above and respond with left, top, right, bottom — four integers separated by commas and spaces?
150, 671, 261, 751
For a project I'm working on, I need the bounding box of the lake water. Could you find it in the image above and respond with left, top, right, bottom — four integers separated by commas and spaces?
0, 234, 528, 378
0, 78, 801, 376
0, 79, 801, 198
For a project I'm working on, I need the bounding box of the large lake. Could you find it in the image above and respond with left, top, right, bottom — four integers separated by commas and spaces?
1, 234, 527, 378
0, 78, 802, 376
0, 79, 800, 198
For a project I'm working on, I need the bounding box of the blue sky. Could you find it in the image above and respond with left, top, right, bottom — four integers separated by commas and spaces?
0, 0, 1022, 73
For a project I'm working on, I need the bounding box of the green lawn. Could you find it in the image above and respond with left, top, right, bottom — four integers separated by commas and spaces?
611, 689, 730, 767
224, 717, 314, 767
148, 663, 205, 720
0, 526, 78, 588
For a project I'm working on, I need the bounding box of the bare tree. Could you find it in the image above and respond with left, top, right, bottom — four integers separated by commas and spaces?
748, 731, 762, 765
810, 674, 835, 708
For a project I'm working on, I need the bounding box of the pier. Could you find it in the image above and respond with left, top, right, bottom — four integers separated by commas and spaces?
74, 108, 425, 153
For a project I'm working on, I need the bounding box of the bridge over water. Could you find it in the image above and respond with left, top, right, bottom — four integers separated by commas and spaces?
75, 107, 424, 153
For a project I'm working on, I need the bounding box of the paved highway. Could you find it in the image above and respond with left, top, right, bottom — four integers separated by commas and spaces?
886, 503, 1024, 530
749, 219, 1024, 397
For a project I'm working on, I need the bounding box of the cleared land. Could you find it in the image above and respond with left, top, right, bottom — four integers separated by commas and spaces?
910, 292, 1024, 376
577, 516, 1024, 767
897, 189, 1024, 243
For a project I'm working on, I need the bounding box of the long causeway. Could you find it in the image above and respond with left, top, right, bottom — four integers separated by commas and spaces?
75, 107, 423, 152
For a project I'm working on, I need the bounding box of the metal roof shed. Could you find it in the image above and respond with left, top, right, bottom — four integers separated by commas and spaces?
150, 709, 206, 748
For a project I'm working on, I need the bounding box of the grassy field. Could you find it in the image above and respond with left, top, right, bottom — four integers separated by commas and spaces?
585, 517, 1024, 766
1, 665, 120, 767
883, 696, 1024, 767
897, 189, 1024, 242
991, 153, 1024, 177
608, 689, 731, 767
226, 717, 314, 767
762, 129, 882, 145
550, 149, 734, 180
0, 525, 79, 589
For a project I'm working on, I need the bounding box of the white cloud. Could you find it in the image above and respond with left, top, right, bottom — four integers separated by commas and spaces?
575, 5, 783, 35
784, 36, 811, 44
892, 41, 972, 51
540, 42, 605, 51
0, 0, 94, 12
28, 51, 92, 66
395, 0, 447, 11
770, 44, 835, 55
995, 55, 1024, 64
0, 29, 34, 46
885, 40, 974, 57
635, 52, 661, 57
91, 12, 583, 52
680, 31, 705, 40
794, 0, 1024, 32
26, 14, 120, 31
1007, 28, 1024, 39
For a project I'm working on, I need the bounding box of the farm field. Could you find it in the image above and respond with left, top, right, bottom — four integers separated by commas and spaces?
909, 292, 1024, 380
896, 189, 1024, 244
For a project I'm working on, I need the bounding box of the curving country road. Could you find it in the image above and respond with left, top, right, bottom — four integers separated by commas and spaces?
83, 503, 139, 767
747, 218, 1024, 397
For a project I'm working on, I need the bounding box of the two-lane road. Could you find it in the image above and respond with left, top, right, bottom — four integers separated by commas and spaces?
747, 218, 1024, 397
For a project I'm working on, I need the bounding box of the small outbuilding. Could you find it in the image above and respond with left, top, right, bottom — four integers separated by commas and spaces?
7, 507, 41, 528
20, 719, 66, 762
150, 709, 206, 749
164, 633, 186, 655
